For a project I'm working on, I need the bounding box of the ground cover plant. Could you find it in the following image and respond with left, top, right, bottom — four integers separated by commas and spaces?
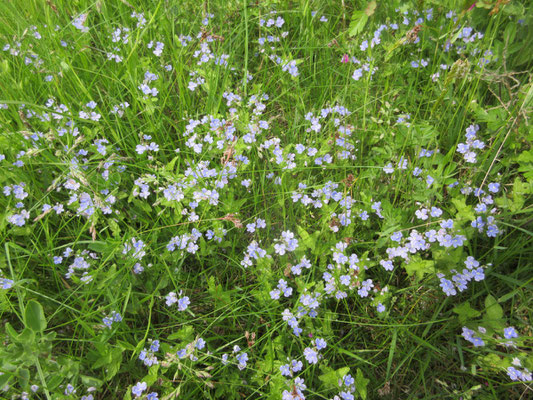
0, 0, 532, 398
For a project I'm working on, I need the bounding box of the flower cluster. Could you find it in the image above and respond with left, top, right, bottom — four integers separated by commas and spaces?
102, 311, 122, 328
176, 337, 207, 362
462, 325, 531, 383
457, 124, 484, 163
139, 339, 160, 367
221, 345, 249, 370
165, 291, 190, 311
331, 373, 357, 400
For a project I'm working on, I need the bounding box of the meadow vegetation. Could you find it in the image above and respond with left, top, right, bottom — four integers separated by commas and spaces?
0, 0, 532, 399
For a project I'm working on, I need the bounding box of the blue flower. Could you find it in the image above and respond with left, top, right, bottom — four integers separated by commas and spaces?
178, 296, 190, 311
196, 338, 206, 350
280, 364, 291, 376
291, 359, 303, 372
504, 327, 518, 339
391, 231, 403, 242
1, 278, 14, 289
440, 278, 456, 296
132, 382, 147, 398
236, 352, 248, 369
488, 182, 500, 193
315, 338, 327, 350
352, 68, 363, 81
150, 340, 160, 352
383, 163, 394, 174
304, 347, 318, 364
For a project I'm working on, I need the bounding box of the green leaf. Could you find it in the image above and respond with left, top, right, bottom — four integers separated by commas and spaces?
404, 256, 434, 280
80, 375, 104, 388
0, 372, 11, 391
17, 327, 35, 346
108, 219, 122, 238
106, 348, 124, 381
481, 353, 507, 369
348, 11, 369, 37
453, 302, 481, 324
451, 198, 475, 221
297, 226, 316, 251
5, 322, 19, 341
319, 366, 350, 389
0, 59, 9, 75
484, 295, 503, 322
60, 61, 70, 71
143, 364, 160, 386
502, 2, 525, 15
355, 368, 370, 400
24, 300, 46, 333
47, 374, 64, 390
18, 368, 30, 389
517, 149, 533, 164
168, 325, 194, 341
207, 276, 231, 306
116, 340, 136, 352
503, 23, 517, 45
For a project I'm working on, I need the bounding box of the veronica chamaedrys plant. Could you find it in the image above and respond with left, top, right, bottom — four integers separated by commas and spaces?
0, 1, 530, 399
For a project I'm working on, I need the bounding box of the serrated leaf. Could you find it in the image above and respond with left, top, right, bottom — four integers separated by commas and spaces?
87, 241, 108, 253
25, 300, 46, 333
348, 11, 369, 37
105, 348, 123, 381
319, 366, 350, 389
297, 226, 316, 250
502, 2, 525, 15
356, 368, 370, 400
109, 219, 121, 238
451, 198, 475, 221
453, 302, 481, 323
143, 364, 160, 386
404, 257, 434, 280
516, 150, 533, 163
18, 368, 30, 389
168, 325, 194, 341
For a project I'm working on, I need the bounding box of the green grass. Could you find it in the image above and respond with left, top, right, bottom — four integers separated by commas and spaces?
0, 0, 532, 399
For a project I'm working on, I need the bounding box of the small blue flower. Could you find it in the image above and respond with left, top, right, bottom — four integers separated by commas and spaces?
236, 352, 248, 370
132, 382, 147, 398
1, 278, 14, 289
196, 338, 206, 350
352, 68, 363, 81
280, 364, 291, 376
304, 347, 318, 364
315, 338, 327, 350
488, 182, 500, 193
504, 327, 518, 339
150, 340, 160, 352
291, 359, 303, 372
177, 296, 190, 311
391, 231, 403, 242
